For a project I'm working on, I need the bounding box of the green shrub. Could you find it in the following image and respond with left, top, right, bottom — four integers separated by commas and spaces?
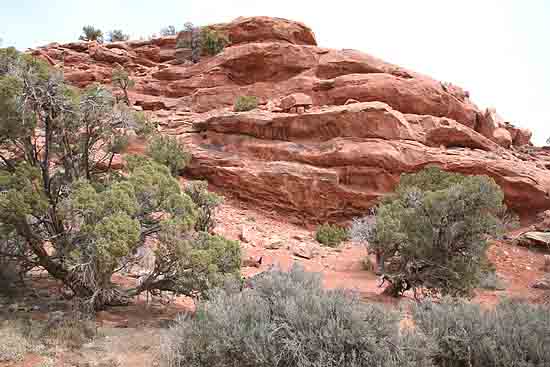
79, 25, 103, 43
200, 27, 228, 56
362, 167, 506, 298
233, 95, 258, 112
161, 265, 429, 367
315, 223, 348, 247
411, 298, 550, 367
184, 180, 222, 233
176, 23, 227, 63
147, 135, 191, 176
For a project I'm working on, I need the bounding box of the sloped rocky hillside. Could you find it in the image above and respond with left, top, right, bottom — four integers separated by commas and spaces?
30, 16, 550, 222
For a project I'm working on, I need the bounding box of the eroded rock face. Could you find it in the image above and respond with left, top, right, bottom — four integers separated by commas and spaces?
195, 102, 420, 142
29, 16, 548, 223
211, 16, 317, 46
184, 120, 550, 221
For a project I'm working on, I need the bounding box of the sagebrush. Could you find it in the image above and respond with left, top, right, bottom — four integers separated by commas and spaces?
161, 265, 430, 367
412, 298, 550, 367
478, 271, 507, 290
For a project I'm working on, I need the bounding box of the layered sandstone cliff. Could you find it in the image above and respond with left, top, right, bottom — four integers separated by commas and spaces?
30, 16, 550, 222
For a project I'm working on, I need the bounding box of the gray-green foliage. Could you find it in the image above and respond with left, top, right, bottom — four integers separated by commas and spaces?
147, 135, 191, 176
360, 167, 507, 297
184, 180, 222, 233
478, 271, 507, 290
234, 95, 258, 112
107, 29, 130, 42
161, 265, 430, 367
79, 26, 103, 43
160, 26, 177, 36
0, 48, 240, 309
411, 298, 550, 367
179, 23, 202, 63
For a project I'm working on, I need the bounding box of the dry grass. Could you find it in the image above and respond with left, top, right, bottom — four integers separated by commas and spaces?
42, 316, 98, 350
0, 322, 30, 362
0, 319, 47, 363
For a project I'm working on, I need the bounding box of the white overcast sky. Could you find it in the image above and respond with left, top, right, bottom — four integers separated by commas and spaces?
1, 0, 549, 144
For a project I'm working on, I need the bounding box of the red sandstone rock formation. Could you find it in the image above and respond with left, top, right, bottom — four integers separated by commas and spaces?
29, 16, 549, 222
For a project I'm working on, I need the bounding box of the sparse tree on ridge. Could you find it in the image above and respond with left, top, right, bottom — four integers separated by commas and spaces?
160, 25, 176, 36
79, 25, 103, 43
107, 29, 130, 42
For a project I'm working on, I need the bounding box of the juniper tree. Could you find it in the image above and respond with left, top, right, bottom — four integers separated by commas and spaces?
355, 167, 506, 298
0, 48, 240, 310
79, 26, 103, 43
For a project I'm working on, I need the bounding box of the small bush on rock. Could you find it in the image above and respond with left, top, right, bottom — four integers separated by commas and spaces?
412, 298, 550, 367
234, 95, 258, 112
107, 29, 130, 42
200, 27, 228, 56
176, 23, 227, 63
161, 265, 430, 367
315, 223, 348, 247
160, 26, 177, 36
79, 25, 103, 43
